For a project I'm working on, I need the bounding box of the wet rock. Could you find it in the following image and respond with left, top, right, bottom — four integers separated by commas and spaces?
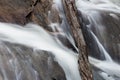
81, 24, 105, 60
90, 12, 120, 63
91, 66, 105, 80
57, 34, 76, 51
101, 12, 120, 63
81, 10, 120, 63
0, 41, 66, 80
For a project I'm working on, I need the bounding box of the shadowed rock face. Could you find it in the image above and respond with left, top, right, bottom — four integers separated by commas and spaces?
100, 12, 120, 62
0, 41, 66, 80
81, 10, 120, 62
90, 12, 120, 62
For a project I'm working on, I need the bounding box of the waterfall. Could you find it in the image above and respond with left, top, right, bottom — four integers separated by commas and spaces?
0, 0, 119, 80
89, 56, 120, 80
0, 22, 81, 80
89, 32, 120, 80
75, 0, 120, 80
53, 0, 78, 52
90, 31, 113, 62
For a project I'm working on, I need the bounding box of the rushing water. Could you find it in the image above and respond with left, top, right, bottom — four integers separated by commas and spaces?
75, 0, 120, 80
0, 22, 81, 80
0, 0, 119, 80
89, 32, 120, 80
90, 31, 113, 62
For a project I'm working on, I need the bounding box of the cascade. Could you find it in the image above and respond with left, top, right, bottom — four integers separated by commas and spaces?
76, 0, 120, 79
0, 22, 81, 80
0, 0, 119, 80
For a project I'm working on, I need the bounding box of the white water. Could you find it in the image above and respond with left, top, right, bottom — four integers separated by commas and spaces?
75, 0, 120, 80
53, 0, 78, 52
75, 0, 120, 14
89, 32, 120, 79
0, 0, 119, 80
90, 31, 113, 62
89, 57, 120, 78
0, 22, 81, 80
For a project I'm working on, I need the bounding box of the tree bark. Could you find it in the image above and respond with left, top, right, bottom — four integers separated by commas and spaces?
62, 0, 93, 80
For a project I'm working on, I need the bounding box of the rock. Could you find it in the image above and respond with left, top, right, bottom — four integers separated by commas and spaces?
0, 0, 62, 31
0, 0, 33, 24
85, 11, 120, 63
0, 41, 66, 80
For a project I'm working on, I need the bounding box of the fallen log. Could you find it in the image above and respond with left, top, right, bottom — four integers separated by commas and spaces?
62, 0, 93, 80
